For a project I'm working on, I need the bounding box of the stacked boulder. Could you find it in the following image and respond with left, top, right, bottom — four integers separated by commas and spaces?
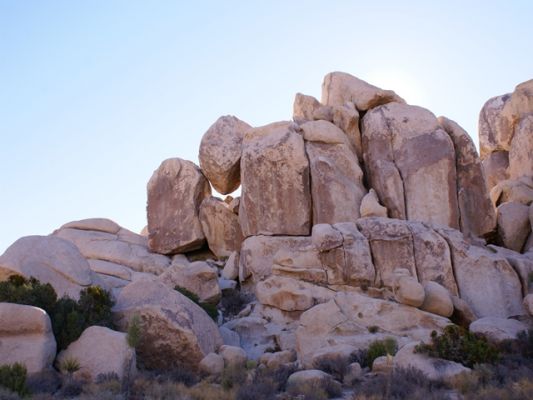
1, 71, 532, 383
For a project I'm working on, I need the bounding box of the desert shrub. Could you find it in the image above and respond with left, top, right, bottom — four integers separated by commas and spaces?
175, 286, 218, 321
314, 354, 351, 381
497, 329, 533, 361
357, 366, 448, 400
368, 325, 379, 334
221, 364, 247, 390
25, 370, 61, 395
78, 286, 114, 327
236, 379, 277, 400
415, 324, 499, 368
0, 275, 57, 313
60, 357, 81, 375
126, 314, 142, 349
286, 377, 341, 400
353, 337, 398, 368
220, 289, 248, 317
95, 372, 120, 384
0, 363, 28, 396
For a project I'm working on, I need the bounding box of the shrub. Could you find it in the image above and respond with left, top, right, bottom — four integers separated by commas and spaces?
60, 357, 80, 375
0, 363, 28, 396
126, 314, 142, 349
175, 286, 218, 321
415, 324, 499, 368
286, 378, 341, 400
314, 354, 351, 381
368, 325, 379, 334
0, 275, 57, 314
354, 337, 398, 368
221, 364, 247, 390
78, 286, 114, 327
220, 289, 248, 317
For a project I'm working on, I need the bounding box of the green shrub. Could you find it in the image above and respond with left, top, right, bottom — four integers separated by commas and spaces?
60, 357, 80, 375
366, 337, 398, 367
127, 314, 142, 349
78, 286, 114, 327
175, 286, 218, 321
0, 363, 28, 396
0, 275, 57, 314
415, 324, 499, 368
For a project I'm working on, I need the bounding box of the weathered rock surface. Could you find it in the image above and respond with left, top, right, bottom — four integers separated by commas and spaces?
420, 281, 454, 317
524, 294, 533, 316
301, 120, 366, 224
509, 115, 533, 180
218, 345, 247, 368
491, 177, 533, 207
287, 370, 340, 391
199, 353, 224, 375
470, 317, 528, 341
360, 189, 388, 218
0, 235, 92, 298
57, 326, 135, 382
0, 303, 57, 375
394, 342, 470, 381
395, 276, 425, 307
435, 227, 524, 318
296, 292, 450, 367
438, 116, 496, 237
147, 158, 211, 254
199, 115, 251, 194
199, 196, 243, 258
322, 72, 405, 111
158, 260, 221, 304
362, 103, 460, 229
240, 122, 311, 237
222, 316, 277, 360
113, 279, 222, 370
221, 251, 239, 280
497, 201, 531, 252
483, 151, 510, 190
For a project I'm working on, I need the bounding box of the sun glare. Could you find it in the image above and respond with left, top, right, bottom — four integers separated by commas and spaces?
365, 69, 426, 106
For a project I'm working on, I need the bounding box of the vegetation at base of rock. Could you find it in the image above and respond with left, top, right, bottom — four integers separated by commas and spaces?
59, 358, 80, 375
353, 337, 398, 368
0, 363, 28, 397
0, 275, 115, 350
0, 275, 57, 314
415, 324, 499, 368
126, 314, 142, 349
174, 286, 218, 321
314, 355, 352, 382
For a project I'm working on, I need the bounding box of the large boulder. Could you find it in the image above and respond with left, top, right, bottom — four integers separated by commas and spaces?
435, 226, 524, 318
295, 292, 450, 367
0, 303, 56, 375
113, 279, 222, 370
497, 201, 531, 252
158, 260, 221, 304
478, 94, 514, 158
483, 151, 509, 190
509, 115, 533, 180
239, 122, 311, 236
491, 177, 533, 207
420, 281, 454, 317
147, 158, 211, 254
321, 72, 404, 111
199, 197, 243, 259
0, 235, 92, 298
301, 120, 366, 224
198, 115, 251, 194
56, 326, 136, 382
54, 219, 171, 276
361, 103, 460, 229
469, 317, 528, 342
438, 116, 496, 237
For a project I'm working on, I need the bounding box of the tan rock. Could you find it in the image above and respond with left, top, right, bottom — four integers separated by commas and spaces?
483, 151, 509, 190
360, 189, 387, 218
222, 316, 276, 360
60, 218, 121, 234
487, 244, 533, 295
287, 370, 340, 391
158, 261, 221, 304
221, 252, 239, 280
509, 115, 533, 180
394, 342, 470, 381
362, 103, 459, 228
420, 281, 453, 317
255, 275, 334, 312
219, 345, 247, 368
322, 72, 405, 111
199, 197, 243, 258
311, 224, 343, 252
259, 350, 296, 369
395, 276, 425, 307
199, 115, 251, 194
147, 158, 211, 254
331, 102, 363, 160
451, 295, 478, 328
57, 326, 135, 382
295, 292, 450, 367
523, 294, 533, 316
311, 344, 357, 368
470, 317, 528, 341
0, 303, 56, 374
240, 122, 311, 236
301, 120, 366, 224
87, 259, 133, 281
478, 94, 513, 158
435, 226, 524, 318
497, 201, 531, 252
54, 226, 170, 275
343, 362, 363, 384
438, 116, 496, 237
0, 235, 92, 299
113, 279, 223, 370
491, 178, 533, 207
293, 93, 325, 123
372, 355, 393, 374
199, 353, 224, 375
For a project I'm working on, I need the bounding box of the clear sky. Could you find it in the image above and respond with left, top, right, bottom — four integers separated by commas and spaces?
1, 0, 532, 253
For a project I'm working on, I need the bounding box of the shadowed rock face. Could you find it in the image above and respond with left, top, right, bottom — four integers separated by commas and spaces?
147, 158, 211, 254
239, 121, 312, 237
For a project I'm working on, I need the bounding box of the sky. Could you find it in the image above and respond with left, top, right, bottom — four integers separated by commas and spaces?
0, 0, 532, 253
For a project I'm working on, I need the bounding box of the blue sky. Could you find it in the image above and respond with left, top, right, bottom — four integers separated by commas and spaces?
0, 1, 532, 253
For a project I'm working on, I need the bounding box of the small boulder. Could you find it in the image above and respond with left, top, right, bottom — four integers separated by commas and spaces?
420, 282, 454, 317
0, 303, 57, 375
360, 189, 388, 218
497, 201, 531, 252
287, 370, 340, 392
259, 350, 296, 369
219, 345, 247, 368
221, 252, 239, 280
395, 276, 425, 307
470, 317, 528, 342
199, 353, 224, 375
56, 326, 135, 382
372, 355, 393, 374
343, 362, 362, 384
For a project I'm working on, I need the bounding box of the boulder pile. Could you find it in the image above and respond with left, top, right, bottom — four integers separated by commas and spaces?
1, 72, 532, 385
